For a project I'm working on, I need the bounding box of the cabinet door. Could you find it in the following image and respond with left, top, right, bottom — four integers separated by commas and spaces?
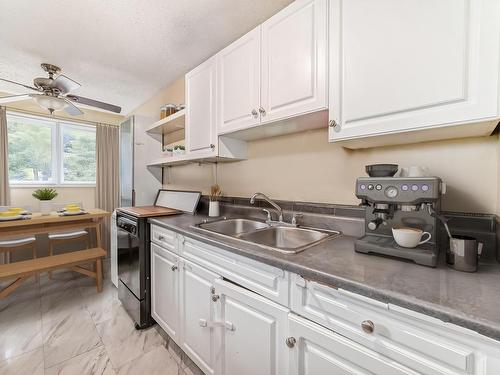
150, 243, 180, 343
217, 27, 261, 135
216, 279, 289, 375
329, 0, 500, 141
260, 0, 328, 124
288, 314, 419, 375
180, 259, 221, 375
186, 56, 217, 155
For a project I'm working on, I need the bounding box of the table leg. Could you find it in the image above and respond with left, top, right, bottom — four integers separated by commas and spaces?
0, 276, 29, 299
96, 219, 102, 249
96, 258, 103, 292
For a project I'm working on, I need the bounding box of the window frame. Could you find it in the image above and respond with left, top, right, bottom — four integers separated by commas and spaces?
7, 111, 97, 188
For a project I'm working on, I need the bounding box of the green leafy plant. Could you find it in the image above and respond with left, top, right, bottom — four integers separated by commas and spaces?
32, 188, 58, 201
174, 145, 185, 151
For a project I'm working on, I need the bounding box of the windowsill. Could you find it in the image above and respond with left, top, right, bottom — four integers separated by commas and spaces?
10, 184, 96, 189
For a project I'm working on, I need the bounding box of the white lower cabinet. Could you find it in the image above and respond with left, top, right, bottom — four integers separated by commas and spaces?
215, 279, 290, 375
151, 233, 500, 375
151, 243, 180, 343
288, 314, 418, 375
180, 259, 222, 375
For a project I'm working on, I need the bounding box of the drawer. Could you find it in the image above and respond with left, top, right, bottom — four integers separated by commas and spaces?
151, 225, 178, 253
180, 235, 290, 306
291, 274, 475, 375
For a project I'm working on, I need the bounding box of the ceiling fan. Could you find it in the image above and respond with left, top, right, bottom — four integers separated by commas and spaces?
0, 63, 121, 115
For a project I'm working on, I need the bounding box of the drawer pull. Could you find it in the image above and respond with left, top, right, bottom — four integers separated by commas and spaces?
171, 265, 178, 271
285, 337, 296, 348
361, 320, 375, 334
158, 235, 165, 241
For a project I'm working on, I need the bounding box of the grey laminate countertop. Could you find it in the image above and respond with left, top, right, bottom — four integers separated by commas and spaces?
149, 214, 500, 341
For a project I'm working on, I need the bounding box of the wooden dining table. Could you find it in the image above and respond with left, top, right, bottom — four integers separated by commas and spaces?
0, 208, 110, 298
0, 208, 110, 242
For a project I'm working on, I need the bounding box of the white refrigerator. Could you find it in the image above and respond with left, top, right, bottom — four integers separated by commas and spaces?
119, 115, 162, 207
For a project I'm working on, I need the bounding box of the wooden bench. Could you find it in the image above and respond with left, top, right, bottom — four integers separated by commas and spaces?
0, 247, 106, 298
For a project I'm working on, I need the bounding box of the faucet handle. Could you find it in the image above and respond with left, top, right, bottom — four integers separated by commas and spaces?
262, 209, 272, 222
291, 213, 303, 226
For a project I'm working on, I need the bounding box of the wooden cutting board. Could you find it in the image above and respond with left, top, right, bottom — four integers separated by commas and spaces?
117, 206, 180, 218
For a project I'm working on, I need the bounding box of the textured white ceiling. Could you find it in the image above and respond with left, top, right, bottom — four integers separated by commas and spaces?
0, 0, 291, 115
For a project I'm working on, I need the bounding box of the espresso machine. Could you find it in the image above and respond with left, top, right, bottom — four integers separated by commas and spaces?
355, 176, 445, 267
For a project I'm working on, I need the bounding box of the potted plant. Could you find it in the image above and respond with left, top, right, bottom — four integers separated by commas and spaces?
173, 145, 186, 156
32, 188, 58, 215
209, 184, 221, 217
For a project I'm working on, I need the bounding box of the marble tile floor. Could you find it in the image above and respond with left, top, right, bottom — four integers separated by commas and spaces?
0, 268, 193, 375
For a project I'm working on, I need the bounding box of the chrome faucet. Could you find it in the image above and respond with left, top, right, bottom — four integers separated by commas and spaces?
250, 192, 283, 222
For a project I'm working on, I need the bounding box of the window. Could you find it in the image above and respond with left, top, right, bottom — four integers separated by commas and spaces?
61, 124, 96, 184
7, 113, 96, 186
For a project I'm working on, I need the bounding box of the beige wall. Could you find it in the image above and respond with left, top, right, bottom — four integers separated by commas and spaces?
10, 187, 95, 210
129, 77, 185, 120
165, 131, 498, 214
133, 77, 500, 215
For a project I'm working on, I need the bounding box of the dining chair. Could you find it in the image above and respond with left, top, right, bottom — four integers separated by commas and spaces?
0, 206, 37, 265
47, 202, 90, 278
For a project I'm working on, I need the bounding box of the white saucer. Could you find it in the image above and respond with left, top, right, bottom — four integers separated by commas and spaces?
62, 211, 86, 216
0, 215, 23, 221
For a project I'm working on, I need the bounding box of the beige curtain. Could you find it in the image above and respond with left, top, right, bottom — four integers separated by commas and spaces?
95, 123, 120, 252
0, 106, 10, 206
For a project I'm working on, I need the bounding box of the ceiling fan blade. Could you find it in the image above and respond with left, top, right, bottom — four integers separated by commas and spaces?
0, 94, 32, 104
66, 94, 121, 114
52, 74, 81, 94
0, 77, 39, 91
63, 98, 84, 116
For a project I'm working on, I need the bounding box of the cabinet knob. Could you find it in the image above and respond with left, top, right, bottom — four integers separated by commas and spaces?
251, 109, 258, 118
211, 294, 220, 302
171, 265, 178, 271
361, 320, 375, 334
158, 235, 165, 241
285, 337, 296, 348
210, 143, 215, 150
199, 319, 208, 327
259, 107, 266, 116
329, 119, 341, 132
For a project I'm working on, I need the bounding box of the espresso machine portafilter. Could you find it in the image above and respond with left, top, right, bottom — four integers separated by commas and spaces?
355, 177, 445, 267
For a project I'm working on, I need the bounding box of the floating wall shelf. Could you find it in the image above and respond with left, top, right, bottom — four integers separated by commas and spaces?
146, 109, 186, 135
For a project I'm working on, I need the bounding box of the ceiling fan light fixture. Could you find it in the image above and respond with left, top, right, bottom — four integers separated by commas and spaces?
34, 95, 67, 112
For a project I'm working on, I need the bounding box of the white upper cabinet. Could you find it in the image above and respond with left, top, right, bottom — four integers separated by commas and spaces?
217, 27, 261, 134
215, 0, 328, 138
261, 0, 328, 124
329, 0, 500, 143
186, 55, 217, 155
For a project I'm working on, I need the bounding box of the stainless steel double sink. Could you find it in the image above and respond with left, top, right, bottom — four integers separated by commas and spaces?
193, 218, 341, 254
